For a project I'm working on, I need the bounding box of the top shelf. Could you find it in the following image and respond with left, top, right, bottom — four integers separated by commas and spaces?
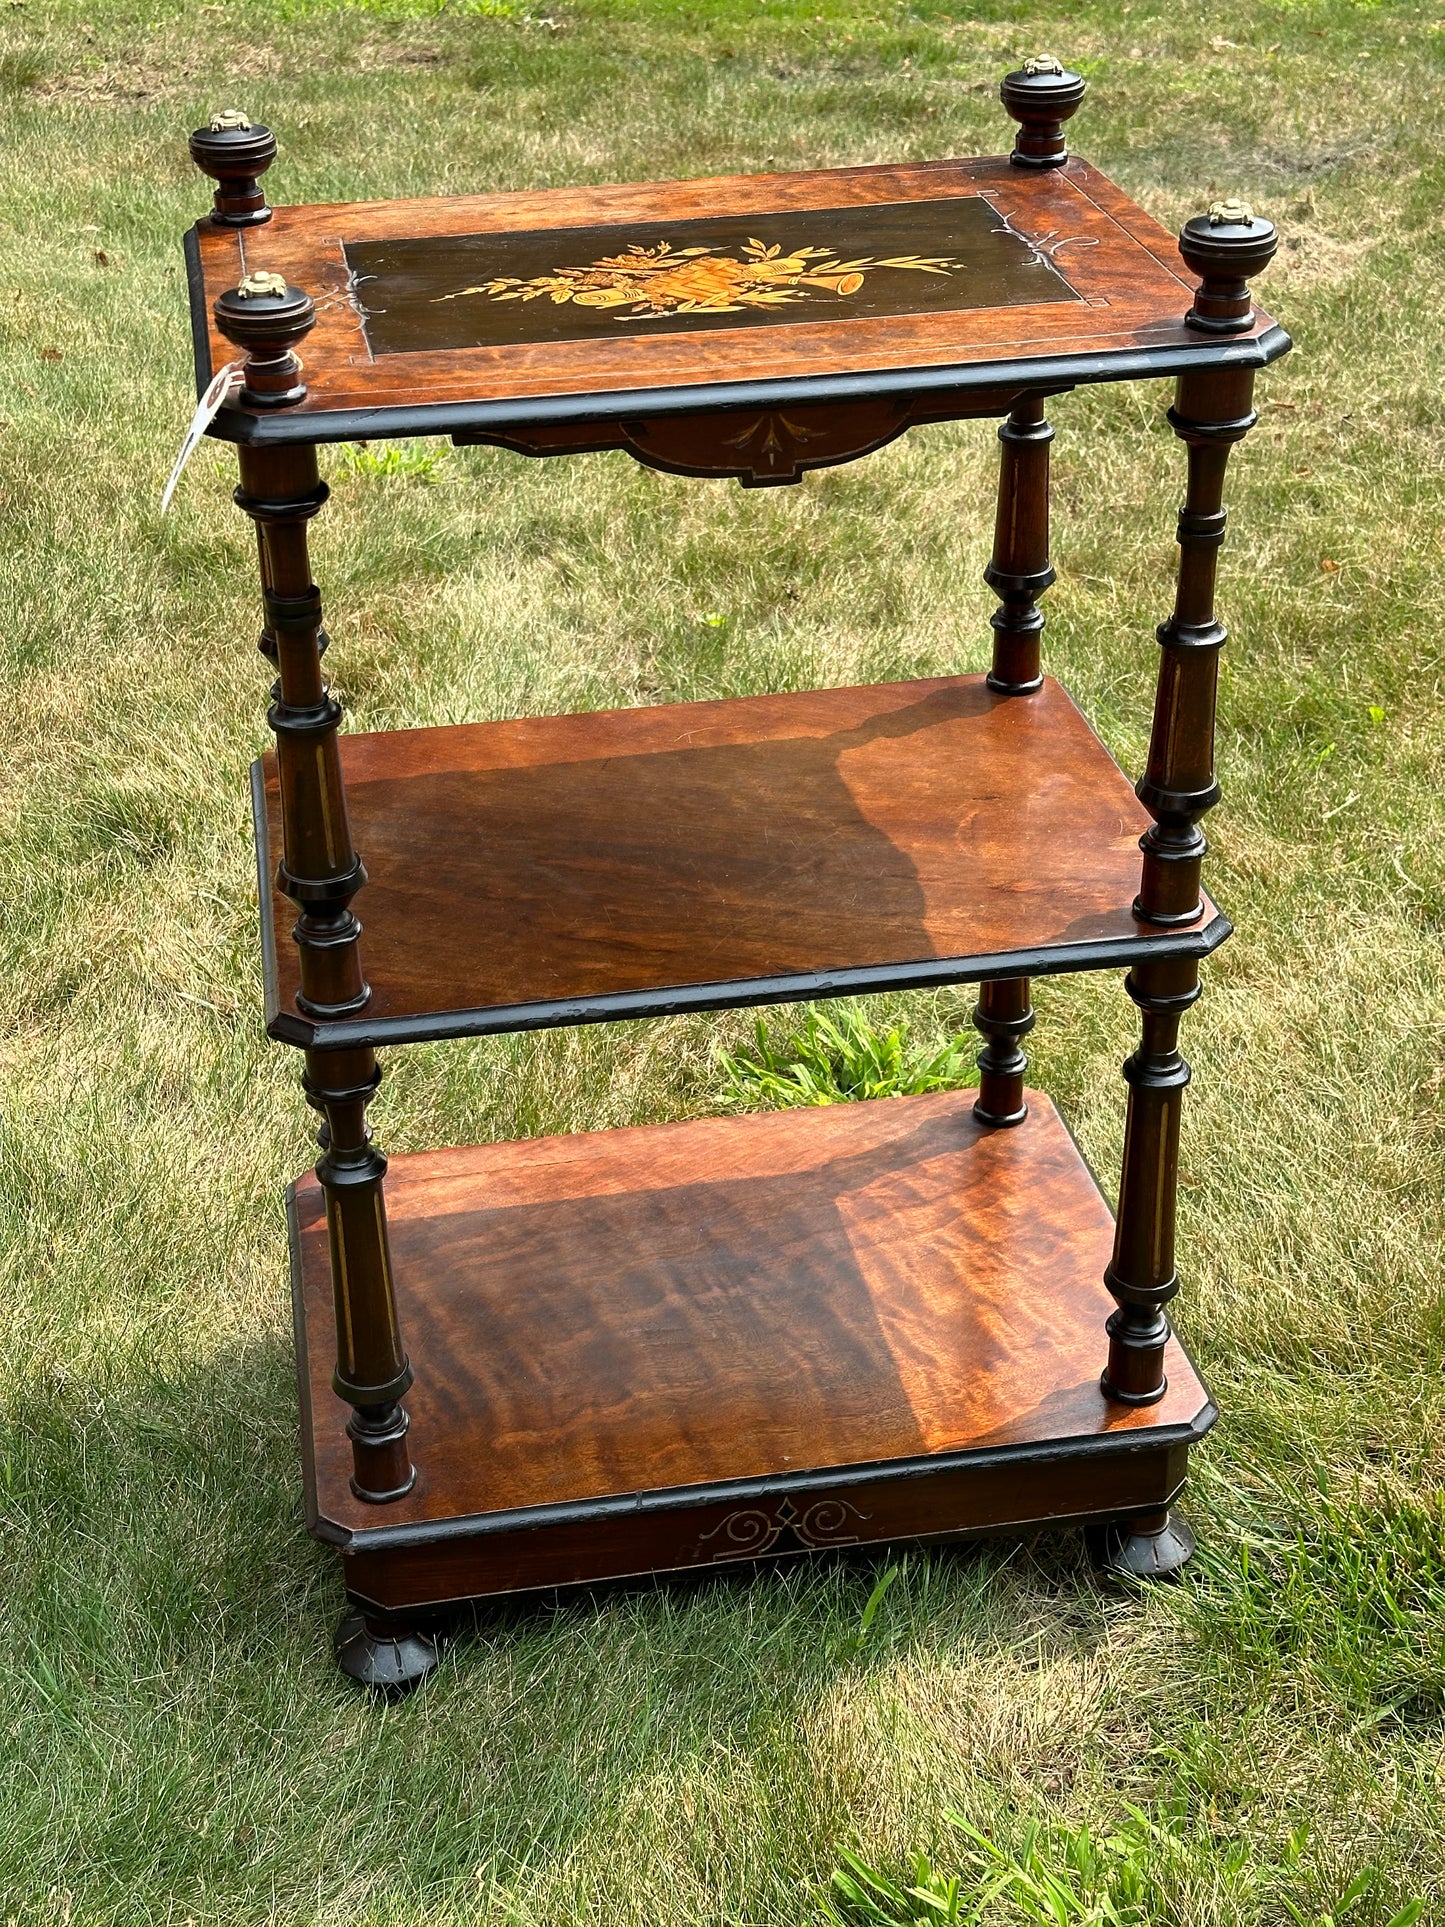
187, 154, 1289, 446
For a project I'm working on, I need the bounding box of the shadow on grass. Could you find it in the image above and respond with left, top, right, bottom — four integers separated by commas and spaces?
10, 1305, 1441, 1913
8, 1322, 1115, 1678
5, 1328, 1123, 1914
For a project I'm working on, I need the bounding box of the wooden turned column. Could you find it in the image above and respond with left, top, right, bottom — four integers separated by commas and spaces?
1103, 201, 1277, 1406
1135, 201, 1277, 928
217, 277, 416, 1505
1102, 954, 1198, 1403
303, 1046, 415, 1503
985, 394, 1053, 698
973, 390, 1054, 1126
972, 976, 1033, 1129
1133, 361, 1258, 928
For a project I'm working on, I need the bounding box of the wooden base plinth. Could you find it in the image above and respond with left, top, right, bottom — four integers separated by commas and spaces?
288, 1091, 1213, 1613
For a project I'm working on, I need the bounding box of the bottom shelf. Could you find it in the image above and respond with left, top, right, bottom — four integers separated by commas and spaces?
289, 1090, 1214, 1612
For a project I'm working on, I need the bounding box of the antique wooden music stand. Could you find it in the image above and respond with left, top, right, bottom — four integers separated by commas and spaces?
182, 64, 1288, 1690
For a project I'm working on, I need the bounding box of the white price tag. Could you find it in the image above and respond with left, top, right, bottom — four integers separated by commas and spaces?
160, 360, 245, 514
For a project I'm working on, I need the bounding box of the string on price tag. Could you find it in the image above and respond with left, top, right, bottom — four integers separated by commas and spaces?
160, 360, 245, 513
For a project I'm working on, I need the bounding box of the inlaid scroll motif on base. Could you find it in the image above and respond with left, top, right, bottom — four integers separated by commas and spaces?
695, 1496, 869, 1562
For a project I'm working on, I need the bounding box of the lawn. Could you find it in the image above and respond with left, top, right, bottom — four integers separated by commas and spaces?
2, 0, 1444, 1921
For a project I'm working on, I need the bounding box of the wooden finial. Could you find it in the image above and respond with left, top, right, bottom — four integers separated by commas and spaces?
213, 275, 316, 408
1000, 56, 1087, 168
1178, 200, 1279, 334
189, 110, 278, 227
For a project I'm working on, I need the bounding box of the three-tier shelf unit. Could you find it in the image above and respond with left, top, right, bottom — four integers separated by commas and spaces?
181, 61, 1289, 1690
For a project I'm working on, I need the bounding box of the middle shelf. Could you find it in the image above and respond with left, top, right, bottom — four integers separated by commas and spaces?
254, 673, 1228, 1050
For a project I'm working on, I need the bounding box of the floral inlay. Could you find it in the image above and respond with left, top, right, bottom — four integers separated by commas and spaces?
433, 236, 961, 320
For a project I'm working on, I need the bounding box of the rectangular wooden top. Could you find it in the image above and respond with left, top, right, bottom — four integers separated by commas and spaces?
187, 154, 1288, 445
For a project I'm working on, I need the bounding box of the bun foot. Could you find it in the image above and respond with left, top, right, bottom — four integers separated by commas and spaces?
1087, 1507, 1196, 1580
334, 1611, 446, 1693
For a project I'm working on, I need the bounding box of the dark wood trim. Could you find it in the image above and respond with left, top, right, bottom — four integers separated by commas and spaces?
251, 758, 283, 1028
453, 388, 1056, 488
287, 1181, 322, 1535
205, 327, 1293, 449
183, 225, 214, 401
259, 927, 1231, 1049
258, 921, 1237, 1053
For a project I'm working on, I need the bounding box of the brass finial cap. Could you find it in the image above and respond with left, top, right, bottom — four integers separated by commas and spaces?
1000, 57, 1087, 168
236, 271, 290, 300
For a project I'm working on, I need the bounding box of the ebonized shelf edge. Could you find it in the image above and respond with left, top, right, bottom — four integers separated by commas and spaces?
209, 331, 1294, 448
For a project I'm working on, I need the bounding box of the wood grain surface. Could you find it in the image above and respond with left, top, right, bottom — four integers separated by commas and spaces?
258, 674, 1222, 1043
291, 1088, 1212, 1546
190, 155, 1284, 437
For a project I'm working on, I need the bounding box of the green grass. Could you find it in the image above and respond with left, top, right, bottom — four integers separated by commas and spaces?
823, 1811, 1429, 1926
3, 0, 1445, 1921
718, 1009, 976, 1107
